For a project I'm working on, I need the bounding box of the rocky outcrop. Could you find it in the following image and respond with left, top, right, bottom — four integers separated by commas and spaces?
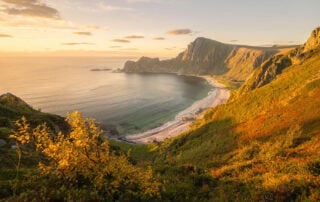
123, 57, 179, 73
239, 55, 292, 92
304, 27, 320, 52
123, 37, 281, 80
239, 27, 320, 94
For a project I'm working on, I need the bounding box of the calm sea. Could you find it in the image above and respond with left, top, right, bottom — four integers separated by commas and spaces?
0, 57, 212, 135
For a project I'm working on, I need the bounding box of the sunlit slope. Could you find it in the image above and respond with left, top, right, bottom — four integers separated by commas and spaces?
154, 28, 320, 200
160, 47, 320, 160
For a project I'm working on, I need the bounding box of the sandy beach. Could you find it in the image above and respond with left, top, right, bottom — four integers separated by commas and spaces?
122, 76, 230, 144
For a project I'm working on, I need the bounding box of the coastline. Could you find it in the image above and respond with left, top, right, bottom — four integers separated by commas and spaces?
120, 75, 230, 144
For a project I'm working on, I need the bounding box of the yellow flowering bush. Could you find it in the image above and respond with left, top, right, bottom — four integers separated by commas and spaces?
10, 111, 160, 199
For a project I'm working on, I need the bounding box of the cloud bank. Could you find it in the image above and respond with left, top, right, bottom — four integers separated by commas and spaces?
62, 42, 94, 46
167, 29, 192, 35
112, 39, 130, 43
1, 0, 60, 19
0, 33, 12, 37
124, 35, 144, 39
73, 32, 92, 36
153, 37, 165, 40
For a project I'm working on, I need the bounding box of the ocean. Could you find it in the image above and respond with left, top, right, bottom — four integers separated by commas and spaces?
0, 57, 212, 135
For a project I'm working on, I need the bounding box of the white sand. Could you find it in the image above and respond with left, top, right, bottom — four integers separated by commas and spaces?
123, 76, 230, 144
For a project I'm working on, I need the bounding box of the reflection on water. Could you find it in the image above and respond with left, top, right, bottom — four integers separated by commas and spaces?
0, 57, 212, 134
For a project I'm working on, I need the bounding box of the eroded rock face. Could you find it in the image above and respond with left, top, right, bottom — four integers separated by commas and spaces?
304, 27, 320, 52
240, 55, 292, 92
123, 57, 161, 72
238, 27, 320, 95
123, 37, 278, 79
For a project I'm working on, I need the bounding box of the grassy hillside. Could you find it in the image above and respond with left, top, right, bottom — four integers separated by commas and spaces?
0, 93, 69, 199
0, 93, 67, 147
146, 36, 320, 201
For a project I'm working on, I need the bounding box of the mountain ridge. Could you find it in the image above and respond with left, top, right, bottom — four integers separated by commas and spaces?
123, 37, 297, 80
238, 26, 320, 94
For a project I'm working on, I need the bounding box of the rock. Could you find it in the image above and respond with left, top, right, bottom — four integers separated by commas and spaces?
123, 57, 164, 73
122, 37, 281, 80
304, 27, 320, 52
241, 55, 292, 92
238, 27, 320, 95
0, 139, 6, 147
90, 68, 111, 71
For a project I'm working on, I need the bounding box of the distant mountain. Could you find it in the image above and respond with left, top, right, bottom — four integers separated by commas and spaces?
123, 37, 296, 81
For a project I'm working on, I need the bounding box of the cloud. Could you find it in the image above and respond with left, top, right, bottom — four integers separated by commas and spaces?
124, 35, 144, 39
121, 48, 138, 51
0, 1, 107, 31
153, 37, 165, 40
84, 25, 108, 31
167, 29, 192, 35
112, 39, 130, 43
0, 33, 12, 37
110, 46, 121, 48
73, 32, 92, 36
62, 42, 94, 46
96, 3, 133, 12
230, 40, 238, 42
1, 0, 60, 19
0, 14, 107, 31
127, 0, 173, 3
165, 46, 176, 50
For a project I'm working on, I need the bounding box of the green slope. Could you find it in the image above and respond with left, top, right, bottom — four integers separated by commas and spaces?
147, 28, 320, 201
0, 93, 69, 198
0, 93, 67, 166
0, 93, 67, 143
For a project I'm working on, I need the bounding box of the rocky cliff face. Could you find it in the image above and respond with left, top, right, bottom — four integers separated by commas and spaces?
123, 57, 180, 73
123, 37, 280, 80
304, 27, 320, 52
239, 27, 320, 94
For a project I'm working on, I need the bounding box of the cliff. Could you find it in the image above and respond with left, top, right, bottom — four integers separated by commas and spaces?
123, 37, 287, 80
239, 27, 320, 94
304, 27, 320, 52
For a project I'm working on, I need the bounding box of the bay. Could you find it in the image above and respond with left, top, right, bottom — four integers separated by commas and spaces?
0, 57, 212, 135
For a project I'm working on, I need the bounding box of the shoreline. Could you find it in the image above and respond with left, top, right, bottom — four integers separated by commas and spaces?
118, 75, 230, 144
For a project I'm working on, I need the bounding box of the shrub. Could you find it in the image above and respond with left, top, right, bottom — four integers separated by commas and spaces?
10, 111, 160, 201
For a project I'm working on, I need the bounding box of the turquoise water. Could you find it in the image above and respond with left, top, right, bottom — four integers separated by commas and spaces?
0, 57, 212, 135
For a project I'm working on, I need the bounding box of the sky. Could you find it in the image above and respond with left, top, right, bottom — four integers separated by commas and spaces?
0, 0, 319, 57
